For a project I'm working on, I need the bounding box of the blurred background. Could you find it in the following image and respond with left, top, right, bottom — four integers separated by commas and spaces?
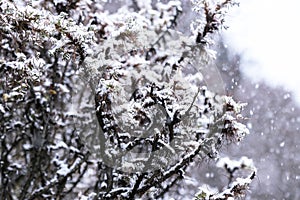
224, 1, 300, 199
173, 0, 300, 199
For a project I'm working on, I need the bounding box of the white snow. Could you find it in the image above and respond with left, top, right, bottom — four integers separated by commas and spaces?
58, 84, 70, 93
23, 143, 32, 150
57, 163, 69, 176
280, 141, 285, 148
217, 156, 255, 171
224, 0, 300, 105
0, 104, 5, 113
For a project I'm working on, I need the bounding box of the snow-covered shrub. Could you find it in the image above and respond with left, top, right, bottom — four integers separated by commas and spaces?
0, 0, 255, 199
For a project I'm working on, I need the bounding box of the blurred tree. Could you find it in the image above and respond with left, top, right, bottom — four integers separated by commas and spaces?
216, 40, 300, 200
186, 39, 300, 200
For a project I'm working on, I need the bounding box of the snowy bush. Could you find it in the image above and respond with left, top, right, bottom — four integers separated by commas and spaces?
0, 0, 255, 199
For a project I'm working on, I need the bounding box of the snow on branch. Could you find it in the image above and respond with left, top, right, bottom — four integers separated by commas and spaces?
195, 156, 256, 200
0, 0, 255, 199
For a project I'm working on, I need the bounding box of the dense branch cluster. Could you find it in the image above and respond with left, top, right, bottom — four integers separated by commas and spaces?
0, 0, 255, 199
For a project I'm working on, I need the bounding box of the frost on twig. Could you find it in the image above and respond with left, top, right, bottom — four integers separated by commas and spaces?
195, 157, 256, 200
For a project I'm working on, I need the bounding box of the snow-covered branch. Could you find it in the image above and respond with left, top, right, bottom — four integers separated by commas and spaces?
195, 156, 256, 200
0, 0, 255, 199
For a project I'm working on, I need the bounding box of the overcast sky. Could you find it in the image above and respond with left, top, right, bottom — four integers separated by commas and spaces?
223, 0, 300, 104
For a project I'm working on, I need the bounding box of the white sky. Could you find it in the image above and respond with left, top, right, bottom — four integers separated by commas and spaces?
223, 0, 300, 104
